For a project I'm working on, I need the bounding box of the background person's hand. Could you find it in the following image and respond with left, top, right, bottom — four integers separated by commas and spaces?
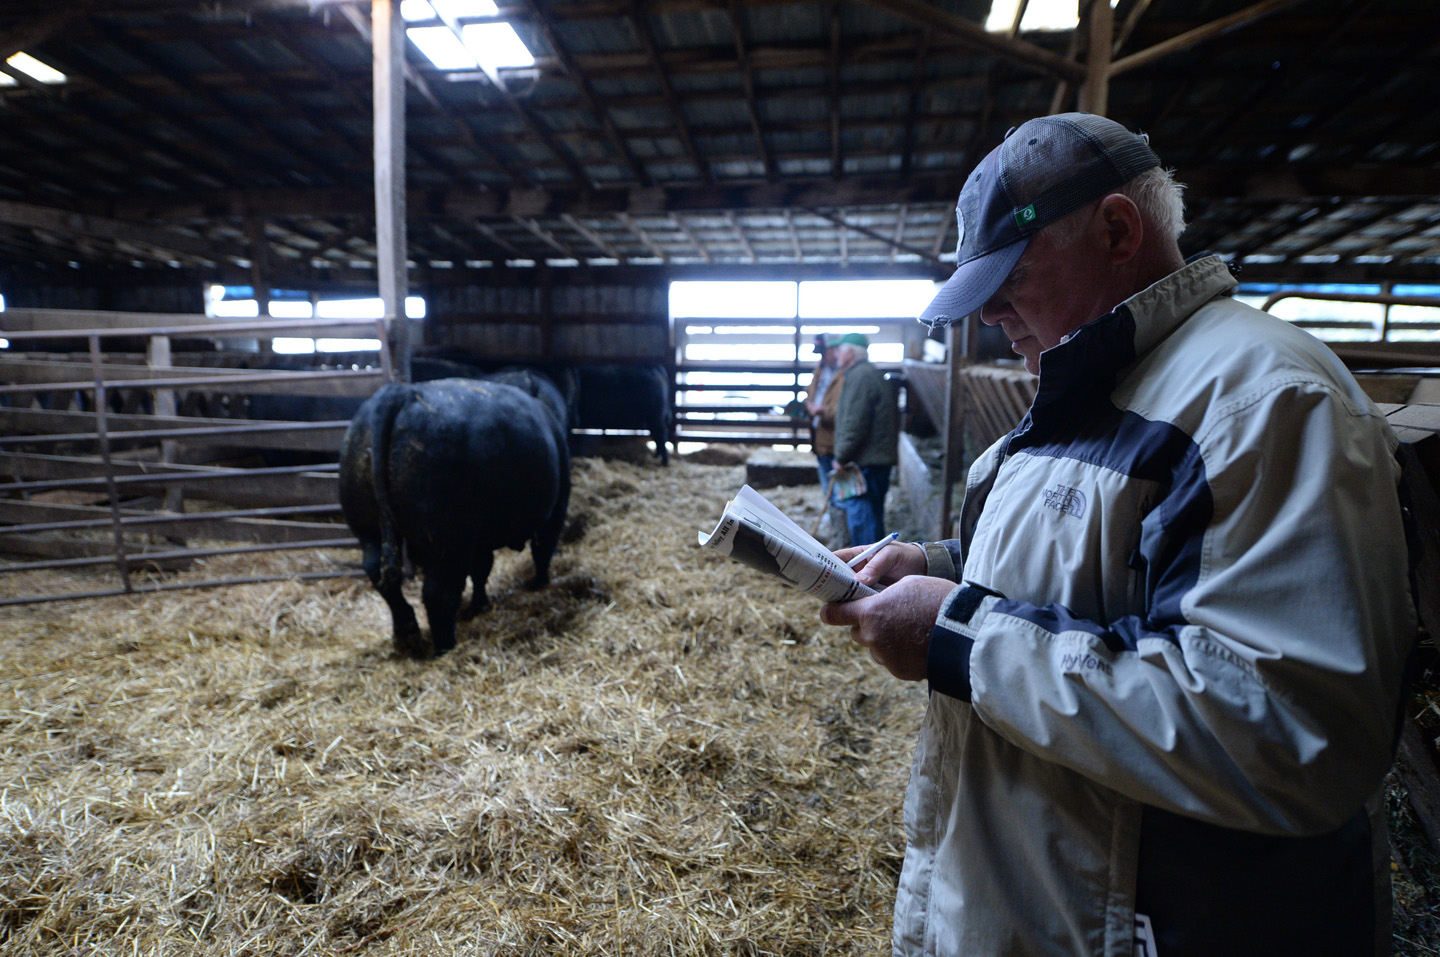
833, 540, 927, 586
819, 576, 958, 681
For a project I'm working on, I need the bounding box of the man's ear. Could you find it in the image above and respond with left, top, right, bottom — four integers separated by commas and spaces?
1097, 193, 1144, 266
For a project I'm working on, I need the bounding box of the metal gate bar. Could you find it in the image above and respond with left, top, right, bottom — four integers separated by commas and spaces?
0, 310, 389, 605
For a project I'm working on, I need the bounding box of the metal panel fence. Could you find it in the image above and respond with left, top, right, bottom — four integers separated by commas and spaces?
0, 310, 390, 606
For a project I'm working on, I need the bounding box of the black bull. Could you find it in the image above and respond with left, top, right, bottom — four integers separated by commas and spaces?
338, 372, 571, 658
571, 363, 672, 465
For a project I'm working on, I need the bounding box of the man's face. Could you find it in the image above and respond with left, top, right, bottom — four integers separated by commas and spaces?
978, 221, 1114, 376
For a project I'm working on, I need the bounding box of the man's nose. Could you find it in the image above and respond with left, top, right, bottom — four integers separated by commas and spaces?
979, 296, 1011, 326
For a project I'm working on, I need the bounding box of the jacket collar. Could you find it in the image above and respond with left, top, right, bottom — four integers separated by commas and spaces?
1017, 254, 1237, 437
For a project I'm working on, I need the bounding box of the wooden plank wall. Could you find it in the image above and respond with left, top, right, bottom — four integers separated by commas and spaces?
902, 359, 1037, 451
427, 273, 671, 363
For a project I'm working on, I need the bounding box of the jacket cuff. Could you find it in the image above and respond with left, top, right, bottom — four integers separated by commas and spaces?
919, 541, 960, 580
927, 583, 1001, 701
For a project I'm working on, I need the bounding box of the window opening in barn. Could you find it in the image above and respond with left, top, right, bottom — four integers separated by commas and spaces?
204, 285, 423, 356
1237, 282, 1440, 345
671, 279, 939, 450
0, 52, 66, 86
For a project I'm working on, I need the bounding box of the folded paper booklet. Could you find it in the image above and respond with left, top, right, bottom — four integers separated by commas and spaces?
698, 484, 877, 603
829, 465, 867, 501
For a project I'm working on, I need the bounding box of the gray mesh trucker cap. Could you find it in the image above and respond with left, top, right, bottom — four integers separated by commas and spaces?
918, 112, 1161, 327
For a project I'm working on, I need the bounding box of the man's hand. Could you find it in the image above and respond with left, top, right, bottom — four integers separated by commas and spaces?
833, 540, 927, 586
820, 576, 958, 681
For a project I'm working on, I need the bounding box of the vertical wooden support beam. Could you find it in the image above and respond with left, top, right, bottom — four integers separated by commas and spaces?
539, 273, 554, 360
89, 335, 132, 594
373, 0, 410, 382
937, 316, 978, 540
1077, 0, 1113, 116
147, 333, 184, 519
792, 321, 804, 446
247, 217, 274, 357
247, 217, 270, 319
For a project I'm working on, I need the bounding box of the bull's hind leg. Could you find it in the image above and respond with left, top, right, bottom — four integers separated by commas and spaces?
421, 564, 467, 656
527, 475, 570, 590
361, 540, 425, 658
459, 550, 494, 620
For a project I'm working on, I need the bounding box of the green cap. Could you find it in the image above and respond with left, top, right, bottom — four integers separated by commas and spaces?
834, 332, 869, 348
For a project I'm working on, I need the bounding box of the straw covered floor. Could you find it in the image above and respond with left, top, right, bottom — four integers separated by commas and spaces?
1, 451, 1437, 955
0, 453, 923, 955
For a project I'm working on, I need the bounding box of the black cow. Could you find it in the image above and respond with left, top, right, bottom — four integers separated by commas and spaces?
338, 369, 571, 658
573, 363, 672, 465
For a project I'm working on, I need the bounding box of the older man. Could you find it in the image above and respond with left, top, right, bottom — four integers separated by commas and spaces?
829, 331, 898, 548
822, 113, 1416, 956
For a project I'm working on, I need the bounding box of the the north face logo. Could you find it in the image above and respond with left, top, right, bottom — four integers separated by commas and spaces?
1042, 484, 1086, 518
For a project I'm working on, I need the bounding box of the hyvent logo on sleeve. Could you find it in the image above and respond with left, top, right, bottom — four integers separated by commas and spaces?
1042, 484, 1086, 518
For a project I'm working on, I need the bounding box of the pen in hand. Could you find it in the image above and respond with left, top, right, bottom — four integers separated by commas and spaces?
846, 531, 900, 569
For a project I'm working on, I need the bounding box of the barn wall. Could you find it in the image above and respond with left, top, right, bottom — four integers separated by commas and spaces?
0, 276, 205, 314
425, 266, 671, 364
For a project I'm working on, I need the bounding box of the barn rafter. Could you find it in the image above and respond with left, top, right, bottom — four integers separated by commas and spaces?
0, 0, 1429, 286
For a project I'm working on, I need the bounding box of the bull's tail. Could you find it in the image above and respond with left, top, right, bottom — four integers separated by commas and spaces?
370, 383, 414, 594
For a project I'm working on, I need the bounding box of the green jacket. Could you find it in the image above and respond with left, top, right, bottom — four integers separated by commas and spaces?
832, 359, 897, 467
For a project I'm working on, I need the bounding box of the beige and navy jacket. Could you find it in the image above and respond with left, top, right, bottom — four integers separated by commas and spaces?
901, 255, 1416, 956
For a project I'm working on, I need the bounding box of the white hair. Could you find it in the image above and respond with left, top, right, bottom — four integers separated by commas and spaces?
1043, 166, 1187, 248
835, 342, 867, 365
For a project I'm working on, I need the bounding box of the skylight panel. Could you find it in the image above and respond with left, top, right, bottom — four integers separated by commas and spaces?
439, 0, 499, 17
6, 52, 66, 84
461, 22, 534, 72
985, 0, 1082, 33
407, 25, 478, 70
403, 0, 499, 23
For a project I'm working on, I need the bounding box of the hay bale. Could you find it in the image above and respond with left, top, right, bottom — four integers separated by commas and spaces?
679, 444, 750, 467
744, 450, 820, 490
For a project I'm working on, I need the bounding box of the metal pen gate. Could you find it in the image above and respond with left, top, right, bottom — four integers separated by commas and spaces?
0, 309, 391, 606
672, 315, 915, 447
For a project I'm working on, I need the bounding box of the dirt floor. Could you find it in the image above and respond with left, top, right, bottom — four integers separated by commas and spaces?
0, 449, 1436, 955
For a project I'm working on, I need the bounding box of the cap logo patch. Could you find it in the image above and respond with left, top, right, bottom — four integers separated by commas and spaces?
1014, 204, 1037, 229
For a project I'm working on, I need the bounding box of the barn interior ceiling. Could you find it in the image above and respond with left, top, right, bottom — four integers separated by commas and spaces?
0, 0, 1436, 293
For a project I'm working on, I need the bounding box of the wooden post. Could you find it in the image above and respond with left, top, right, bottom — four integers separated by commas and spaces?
247, 217, 270, 321
539, 269, 554, 359
937, 315, 978, 540
147, 334, 184, 521
1077, 0, 1113, 116
1380, 280, 1393, 341
89, 335, 132, 593
792, 321, 804, 446
373, 0, 410, 383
